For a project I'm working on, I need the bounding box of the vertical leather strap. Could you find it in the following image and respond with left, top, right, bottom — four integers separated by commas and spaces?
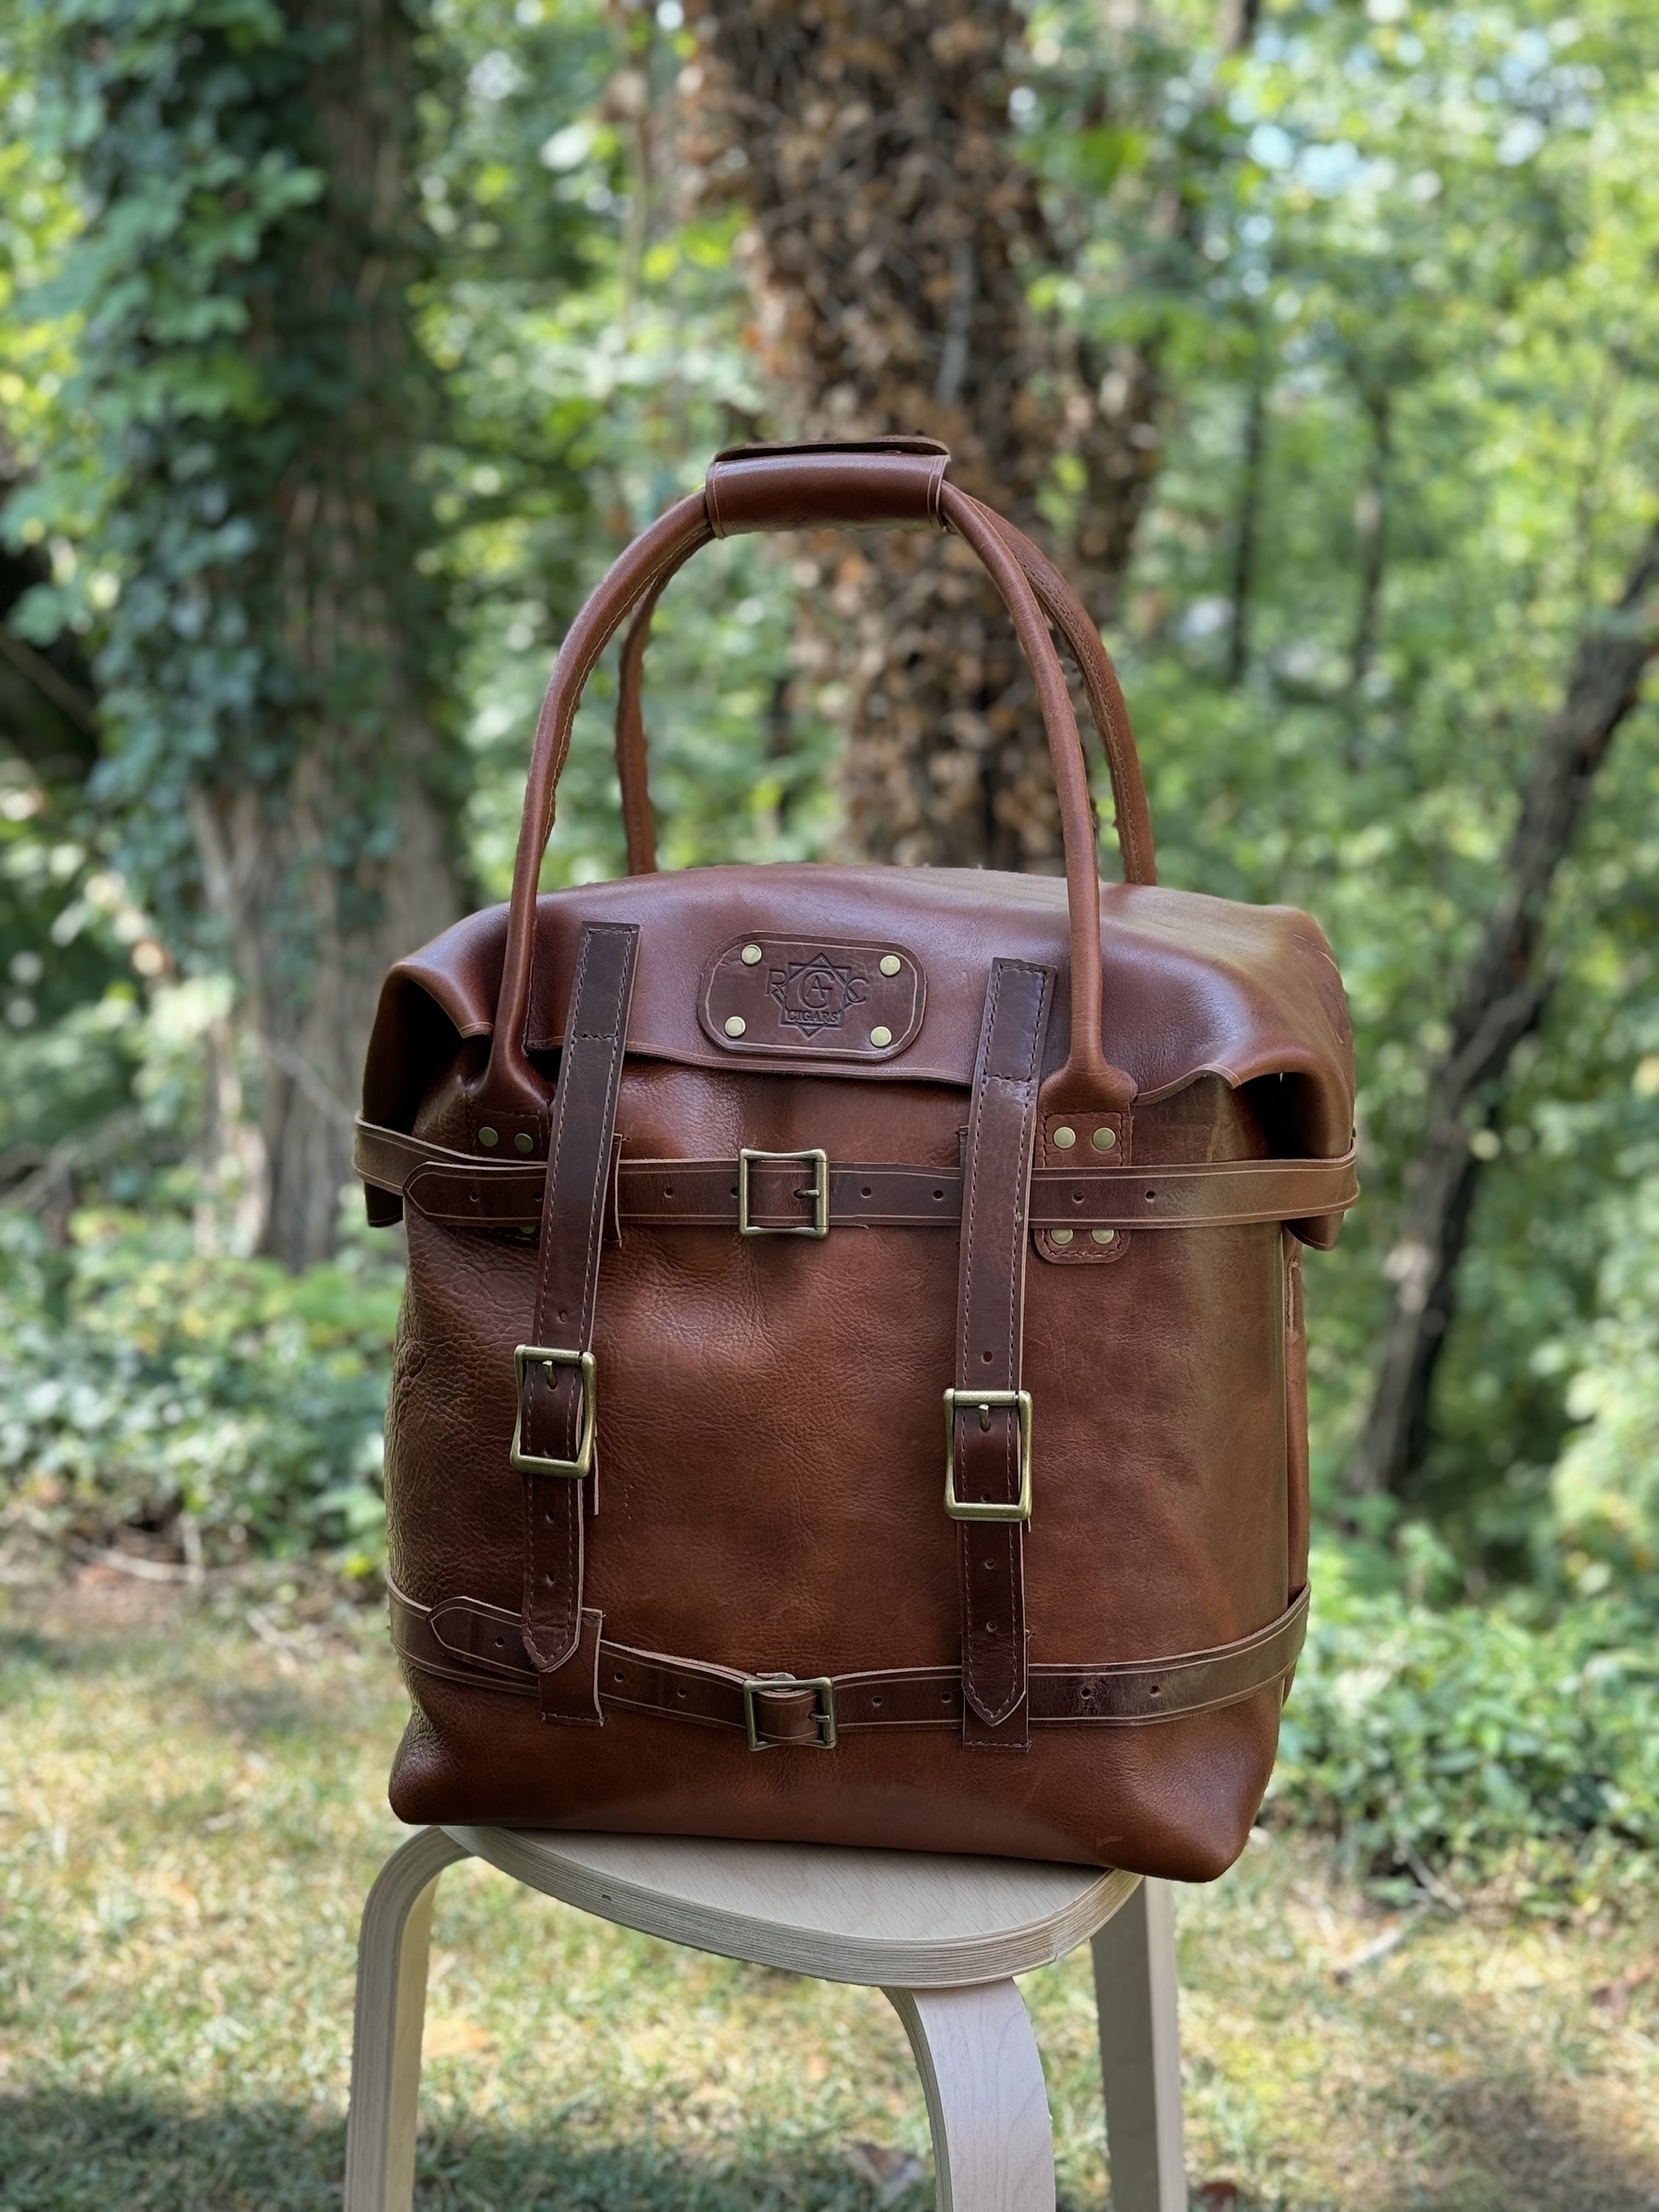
519, 922, 639, 1676
953, 959, 1055, 1743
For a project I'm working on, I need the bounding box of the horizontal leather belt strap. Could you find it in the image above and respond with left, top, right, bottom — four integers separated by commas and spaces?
355, 1119, 1358, 1234
387, 1579, 1309, 1739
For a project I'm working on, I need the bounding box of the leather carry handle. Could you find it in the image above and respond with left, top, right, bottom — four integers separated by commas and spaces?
482, 442, 1138, 1119
614, 492, 1158, 887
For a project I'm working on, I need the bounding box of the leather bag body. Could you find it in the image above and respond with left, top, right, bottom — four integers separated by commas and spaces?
358, 440, 1356, 1879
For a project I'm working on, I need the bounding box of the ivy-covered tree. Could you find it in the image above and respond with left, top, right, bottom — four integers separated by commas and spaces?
13, 0, 464, 1266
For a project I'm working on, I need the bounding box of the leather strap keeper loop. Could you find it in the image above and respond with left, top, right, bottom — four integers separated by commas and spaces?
706, 438, 949, 537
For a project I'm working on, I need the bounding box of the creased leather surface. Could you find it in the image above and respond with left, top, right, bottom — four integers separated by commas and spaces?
367, 868, 1352, 1125
382, 1053, 1303, 1874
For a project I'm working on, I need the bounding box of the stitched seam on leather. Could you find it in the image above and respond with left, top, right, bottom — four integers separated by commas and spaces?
566, 935, 629, 1379
559, 931, 630, 1624
958, 968, 994, 1718
957, 963, 994, 1386
384, 1137, 1356, 1230
525, 925, 632, 1669
394, 1649, 1290, 1724
531, 928, 590, 1660
394, 1585, 1308, 1718
958, 960, 1046, 1724
394, 1580, 1308, 1666
1002, 975, 1045, 1672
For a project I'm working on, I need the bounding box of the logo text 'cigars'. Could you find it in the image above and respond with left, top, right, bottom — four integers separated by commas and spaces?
767, 953, 868, 1040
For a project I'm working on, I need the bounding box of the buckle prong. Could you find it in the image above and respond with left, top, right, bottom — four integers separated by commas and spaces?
511, 1345, 597, 1477
737, 1147, 830, 1238
942, 1387, 1033, 1522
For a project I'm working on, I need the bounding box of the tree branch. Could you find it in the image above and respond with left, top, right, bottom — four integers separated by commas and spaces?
1347, 519, 1659, 1499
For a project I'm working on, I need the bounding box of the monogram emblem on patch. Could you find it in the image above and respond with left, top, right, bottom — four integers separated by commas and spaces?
701, 935, 924, 1060
767, 953, 868, 1039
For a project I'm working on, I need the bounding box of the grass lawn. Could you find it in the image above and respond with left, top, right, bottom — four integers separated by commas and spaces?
4, 1572, 1659, 2212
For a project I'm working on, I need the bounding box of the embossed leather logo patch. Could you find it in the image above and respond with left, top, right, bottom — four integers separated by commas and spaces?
769, 951, 865, 1037
700, 936, 924, 1061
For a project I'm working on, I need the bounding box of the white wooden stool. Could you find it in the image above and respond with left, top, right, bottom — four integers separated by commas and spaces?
344, 1827, 1186, 2212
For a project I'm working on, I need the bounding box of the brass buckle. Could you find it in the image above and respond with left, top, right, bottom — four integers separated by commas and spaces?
737, 1147, 830, 1239
942, 1387, 1033, 1523
510, 1345, 597, 1477
741, 1672, 838, 1750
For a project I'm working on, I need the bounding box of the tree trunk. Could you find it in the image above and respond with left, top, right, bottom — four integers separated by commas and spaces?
683, 0, 1165, 871
191, 0, 462, 1271
1347, 525, 1659, 1497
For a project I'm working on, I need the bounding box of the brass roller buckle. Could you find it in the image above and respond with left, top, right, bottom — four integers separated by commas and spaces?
942, 1387, 1033, 1523
737, 1147, 830, 1239
741, 1672, 838, 1751
510, 1345, 597, 1478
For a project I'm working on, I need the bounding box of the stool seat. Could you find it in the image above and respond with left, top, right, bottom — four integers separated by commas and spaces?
447, 1825, 1140, 1986
345, 1825, 1186, 2212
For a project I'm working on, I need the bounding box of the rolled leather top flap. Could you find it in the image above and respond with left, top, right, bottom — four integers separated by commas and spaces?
705, 439, 950, 536
362, 865, 1356, 1175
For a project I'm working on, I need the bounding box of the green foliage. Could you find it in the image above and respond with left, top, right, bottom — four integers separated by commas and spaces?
4, 0, 457, 935
0, 805, 143, 1166
0, 1205, 399, 1573
1549, 1169, 1659, 1591
411, 0, 832, 897
1023, 0, 1659, 1572
1272, 1546, 1659, 1899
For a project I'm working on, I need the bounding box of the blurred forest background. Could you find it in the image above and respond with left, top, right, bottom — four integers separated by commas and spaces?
2, 0, 1657, 1892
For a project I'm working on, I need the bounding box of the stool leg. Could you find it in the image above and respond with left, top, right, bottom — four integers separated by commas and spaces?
885, 1981, 1056, 2212
344, 1827, 473, 2212
1090, 1877, 1186, 2212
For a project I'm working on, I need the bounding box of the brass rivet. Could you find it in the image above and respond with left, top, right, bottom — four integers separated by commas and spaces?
1051, 1228, 1075, 1247
477, 1126, 499, 1147
724, 1015, 747, 1038
879, 954, 901, 977
513, 1131, 534, 1154
1091, 1228, 1115, 1246
1053, 1125, 1077, 1149
870, 1024, 893, 1048
1092, 1125, 1117, 1151
740, 943, 763, 965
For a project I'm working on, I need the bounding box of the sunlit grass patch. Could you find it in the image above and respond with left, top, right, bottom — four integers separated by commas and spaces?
5, 1581, 1659, 2211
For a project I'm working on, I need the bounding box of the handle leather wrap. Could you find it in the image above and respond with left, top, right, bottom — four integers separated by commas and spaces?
706, 438, 949, 536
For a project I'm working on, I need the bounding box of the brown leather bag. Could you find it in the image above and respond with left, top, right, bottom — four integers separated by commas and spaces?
357, 439, 1356, 1878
